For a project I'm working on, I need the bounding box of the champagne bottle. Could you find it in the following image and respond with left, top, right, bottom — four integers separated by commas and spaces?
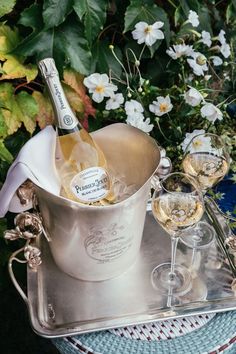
38, 58, 111, 204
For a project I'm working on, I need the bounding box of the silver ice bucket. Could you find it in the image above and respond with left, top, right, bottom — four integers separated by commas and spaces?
35, 123, 160, 281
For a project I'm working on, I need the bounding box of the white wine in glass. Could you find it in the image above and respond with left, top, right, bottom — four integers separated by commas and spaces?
181, 133, 230, 248
151, 173, 204, 297
182, 153, 229, 192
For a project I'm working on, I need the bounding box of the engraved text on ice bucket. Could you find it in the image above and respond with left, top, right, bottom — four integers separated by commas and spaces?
84, 223, 133, 263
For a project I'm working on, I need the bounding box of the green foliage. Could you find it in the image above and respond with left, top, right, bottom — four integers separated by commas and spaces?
73, 0, 108, 46
43, 0, 73, 29
0, 0, 235, 269
0, 0, 16, 18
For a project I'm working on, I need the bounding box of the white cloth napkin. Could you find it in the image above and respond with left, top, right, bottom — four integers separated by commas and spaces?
0, 125, 60, 217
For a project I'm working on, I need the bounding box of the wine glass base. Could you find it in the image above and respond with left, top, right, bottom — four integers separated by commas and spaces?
151, 263, 192, 296
180, 221, 215, 249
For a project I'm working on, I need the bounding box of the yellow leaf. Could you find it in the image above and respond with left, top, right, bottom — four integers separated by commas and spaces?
0, 24, 19, 53
32, 91, 54, 129
63, 69, 84, 95
2, 107, 21, 135
0, 24, 37, 82
0, 36, 8, 58
15, 91, 38, 134
0, 82, 13, 110
63, 83, 84, 113
63, 69, 96, 120
0, 56, 38, 82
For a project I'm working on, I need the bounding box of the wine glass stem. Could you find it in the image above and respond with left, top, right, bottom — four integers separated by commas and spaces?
169, 235, 179, 281
190, 242, 197, 269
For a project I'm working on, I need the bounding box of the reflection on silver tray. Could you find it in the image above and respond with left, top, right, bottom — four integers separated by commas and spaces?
22, 203, 236, 338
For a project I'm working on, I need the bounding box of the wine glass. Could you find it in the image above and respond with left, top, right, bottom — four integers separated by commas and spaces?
181, 133, 230, 249
151, 172, 204, 297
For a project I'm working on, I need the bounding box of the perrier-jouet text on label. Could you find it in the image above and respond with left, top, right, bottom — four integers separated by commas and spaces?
70, 167, 110, 203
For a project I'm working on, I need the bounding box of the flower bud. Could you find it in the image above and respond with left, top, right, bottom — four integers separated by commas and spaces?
109, 44, 114, 50
135, 60, 140, 67
138, 87, 143, 92
196, 55, 207, 65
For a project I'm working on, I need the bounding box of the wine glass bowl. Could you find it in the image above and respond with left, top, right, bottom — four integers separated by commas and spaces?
151, 172, 204, 298
181, 133, 230, 249
182, 133, 230, 193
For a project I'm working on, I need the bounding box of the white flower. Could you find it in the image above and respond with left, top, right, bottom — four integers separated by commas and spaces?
181, 130, 211, 153
83, 73, 117, 103
201, 31, 212, 47
149, 95, 173, 116
211, 56, 223, 66
204, 75, 212, 81
105, 93, 124, 110
126, 115, 154, 133
125, 99, 144, 119
184, 87, 203, 107
218, 30, 226, 45
181, 129, 206, 152
187, 52, 208, 76
200, 103, 223, 123
188, 10, 199, 27
220, 42, 231, 58
132, 21, 164, 46
166, 44, 194, 60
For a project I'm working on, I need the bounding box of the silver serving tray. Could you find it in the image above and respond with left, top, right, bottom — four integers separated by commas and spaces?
10, 206, 236, 338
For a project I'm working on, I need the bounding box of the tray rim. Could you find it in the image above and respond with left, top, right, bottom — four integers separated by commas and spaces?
24, 208, 236, 339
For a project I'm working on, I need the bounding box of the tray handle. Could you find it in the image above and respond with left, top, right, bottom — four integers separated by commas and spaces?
8, 237, 42, 305
8, 246, 29, 304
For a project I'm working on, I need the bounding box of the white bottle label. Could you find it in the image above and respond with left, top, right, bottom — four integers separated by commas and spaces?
70, 167, 110, 203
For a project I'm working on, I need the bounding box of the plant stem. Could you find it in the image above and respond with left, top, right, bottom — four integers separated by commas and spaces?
167, 0, 177, 8
156, 119, 173, 143
139, 44, 146, 62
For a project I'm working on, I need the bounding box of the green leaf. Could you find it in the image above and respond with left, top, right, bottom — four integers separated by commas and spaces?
0, 84, 22, 136
124, 1, 170, 54
0, 0, 16, 18
232, 0, 236, 10
179, 0, 199, 17
226, 3, 236, 24
15, 91, 38, 134
73, 0, 108, 46
0, 24, 38, 82
0, 140, 13, 163
174, 6, 185, 27
199, 6, 212, 34
230, 174, 236, 183
55, 16, 92, 75
0, 83, 13, 110
2, 107, 21, 136
14, 16, 92, 75
73, 0, 86, 19
12, 29, 55, 61
18, 3, 44, 31
0, 109, 8, 138
0, 23, 20, 54
92, 41, 122, 76
43, 0, 73, 29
